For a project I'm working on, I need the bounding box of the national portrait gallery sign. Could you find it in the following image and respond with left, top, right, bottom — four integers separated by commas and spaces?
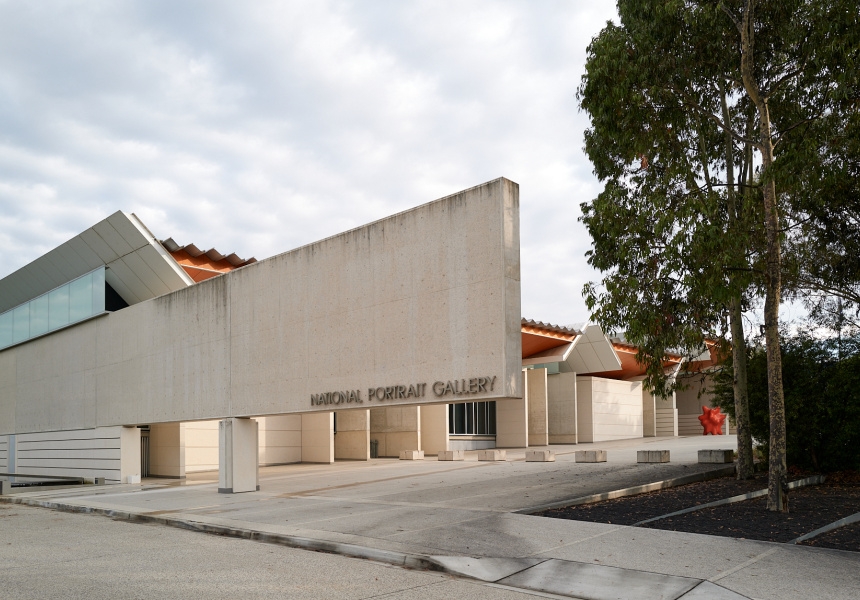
310, 375, 499, 407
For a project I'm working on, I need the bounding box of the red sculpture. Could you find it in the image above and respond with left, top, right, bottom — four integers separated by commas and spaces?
698, 406, 726, 435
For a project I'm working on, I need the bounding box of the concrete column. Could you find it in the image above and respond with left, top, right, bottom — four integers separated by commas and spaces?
655, 391, 678, 437
576, 377, 594, 443
495, 372, 528, 447
547, 372, 577, 444
301, 412, 334, 463
334, 409, 370, 460
370, 407, 420, 457
218, 417, 259, 494
420, 404, 449, 456
259, 415, 302, 465
149, 422, 185, 478
119, 426, 141, 483
638, 377, 657, 438
527, 368, 549, 446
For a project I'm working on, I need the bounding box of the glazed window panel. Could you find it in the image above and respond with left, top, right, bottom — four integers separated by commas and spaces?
449, 401, 496, 435
29, 294, 50, 337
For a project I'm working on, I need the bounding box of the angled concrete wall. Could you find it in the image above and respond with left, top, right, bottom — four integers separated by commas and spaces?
0, 178, 522, 437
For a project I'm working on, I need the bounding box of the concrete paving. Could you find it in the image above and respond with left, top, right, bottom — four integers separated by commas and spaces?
3, 435, 859, 599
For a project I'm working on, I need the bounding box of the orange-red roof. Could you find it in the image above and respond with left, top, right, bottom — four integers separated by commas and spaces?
161, 238, 257, 283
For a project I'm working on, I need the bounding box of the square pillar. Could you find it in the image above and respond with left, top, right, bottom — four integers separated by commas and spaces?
334, 409, 370, 460
495, 374, 528, 448
302, 412, 334, 463
527, 368, 548, 446
218, 418, 259, 494
420, 404, 449, 456
119, 426, 141, 484
547, 372, 578, 444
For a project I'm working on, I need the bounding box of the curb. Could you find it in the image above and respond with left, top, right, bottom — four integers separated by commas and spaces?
515, 465, 737, 514
633, 474, 826, 526
0, 495, 442, 573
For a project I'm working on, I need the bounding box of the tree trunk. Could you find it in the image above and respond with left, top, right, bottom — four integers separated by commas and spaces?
739, 0, 788, 511
720, 80, 755, 481
729, 296, 755, 479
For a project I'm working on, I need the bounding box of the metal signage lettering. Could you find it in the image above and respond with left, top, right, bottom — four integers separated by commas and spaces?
310, 375, 498, 406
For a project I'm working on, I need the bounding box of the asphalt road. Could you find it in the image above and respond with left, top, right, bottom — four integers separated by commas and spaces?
0, 502, 552, 600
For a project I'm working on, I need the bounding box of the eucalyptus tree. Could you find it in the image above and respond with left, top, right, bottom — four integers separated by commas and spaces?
578, 0, 859, 511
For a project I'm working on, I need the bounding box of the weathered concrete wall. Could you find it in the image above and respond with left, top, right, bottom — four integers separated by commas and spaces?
0, 178, 522, 436
547, 372, 577, 444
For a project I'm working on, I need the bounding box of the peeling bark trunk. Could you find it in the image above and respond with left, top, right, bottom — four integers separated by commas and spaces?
739, 0, 788, 511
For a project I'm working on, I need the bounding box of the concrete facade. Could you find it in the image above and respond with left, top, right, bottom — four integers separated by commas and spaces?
0, 178, 522, 439
0, 179, 524, 484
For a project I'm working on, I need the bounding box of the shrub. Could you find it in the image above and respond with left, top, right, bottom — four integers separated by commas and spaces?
712, 333, 860, 472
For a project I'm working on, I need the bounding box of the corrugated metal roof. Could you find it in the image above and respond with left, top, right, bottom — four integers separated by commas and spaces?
160, 238, 257, 268
521, 318, 582, 336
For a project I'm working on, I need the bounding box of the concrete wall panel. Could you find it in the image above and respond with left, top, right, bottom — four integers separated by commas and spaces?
259, 415, 302, 465
0, 179, 522, 438
577, 377, 643, 442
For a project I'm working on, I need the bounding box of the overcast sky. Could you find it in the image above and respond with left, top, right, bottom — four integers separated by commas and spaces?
0, 0, 622, 325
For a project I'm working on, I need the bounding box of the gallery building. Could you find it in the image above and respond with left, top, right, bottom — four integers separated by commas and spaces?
0, 179, 723, 492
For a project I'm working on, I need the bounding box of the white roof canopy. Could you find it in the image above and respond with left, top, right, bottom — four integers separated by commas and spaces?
0, 211, 193, 313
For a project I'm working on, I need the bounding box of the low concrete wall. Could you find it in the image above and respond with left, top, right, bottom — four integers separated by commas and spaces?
547, 372, 577, 444
0, 435, 7, 471
11, 426, 139, 483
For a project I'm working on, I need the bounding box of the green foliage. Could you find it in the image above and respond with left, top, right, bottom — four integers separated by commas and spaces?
713, 334, 860, 472
577, 0, 860, 395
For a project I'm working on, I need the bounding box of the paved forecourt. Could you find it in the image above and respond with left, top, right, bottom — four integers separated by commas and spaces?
4, 435, 859, 600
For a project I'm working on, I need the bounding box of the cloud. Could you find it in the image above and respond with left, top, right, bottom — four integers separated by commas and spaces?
0, 0, 619, 324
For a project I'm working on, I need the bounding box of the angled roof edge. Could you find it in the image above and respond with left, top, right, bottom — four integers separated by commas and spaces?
0, 211, 194, 313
